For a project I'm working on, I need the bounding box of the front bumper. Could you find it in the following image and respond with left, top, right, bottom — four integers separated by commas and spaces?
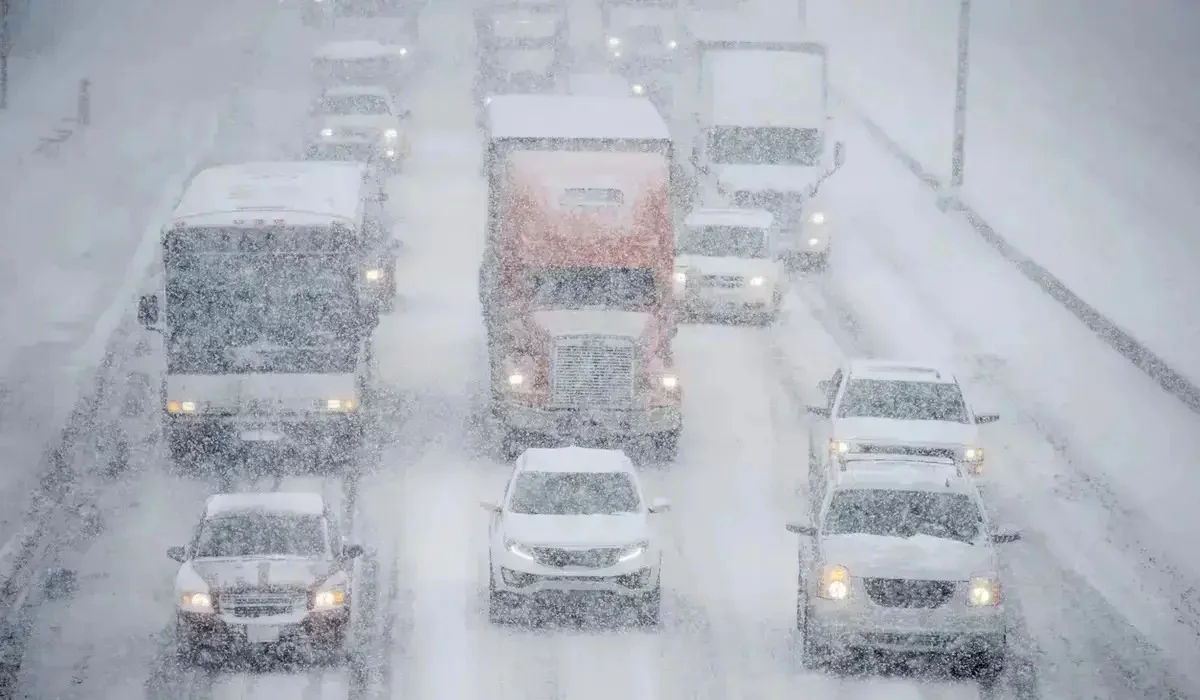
178, 608, 348, 651
307, 140, 404, 164
498, 402, 680, 439
166, 413, 363, 453
679, 286, 777, 316
806, 589, 1006, 655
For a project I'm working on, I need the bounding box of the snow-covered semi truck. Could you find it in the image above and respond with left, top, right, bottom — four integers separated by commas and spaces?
684, 24, 845, 268
480, 95, 683, 461
136, 161, 394, 470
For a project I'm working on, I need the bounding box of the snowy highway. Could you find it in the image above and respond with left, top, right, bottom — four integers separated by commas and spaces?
7, 0, 1200, 699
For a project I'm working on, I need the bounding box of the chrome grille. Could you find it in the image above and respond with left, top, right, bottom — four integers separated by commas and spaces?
220, 592, 305, 618
337, 127, 378, 140
857, 444, 958, 460
863, 579, 955, 609
531, 547, 621, 569
697, 274, 743, 288
550, 335, 636, 407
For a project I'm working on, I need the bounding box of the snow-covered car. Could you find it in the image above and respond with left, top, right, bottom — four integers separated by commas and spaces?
674, 208, 785, 324
168, 492, 364, 658
312, 40, 414, 91
306, 86, 411, 171
786, 457, 1020, 677
481, 446, 671, 625
601, 0, 682, 71
806, 360, 999, 487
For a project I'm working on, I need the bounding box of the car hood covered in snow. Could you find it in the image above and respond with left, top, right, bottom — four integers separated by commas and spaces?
502, 513, 649, 548
821, 533, 994, 581
833, 417, 979, 448
186, 557, 336, 590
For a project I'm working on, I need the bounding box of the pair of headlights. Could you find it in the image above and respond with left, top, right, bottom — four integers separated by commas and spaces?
167, 399, 356, 413
673, 271, 767, 287
179, 589, 345, 613
815, 565, 1000, 606
319, 127, 399, 140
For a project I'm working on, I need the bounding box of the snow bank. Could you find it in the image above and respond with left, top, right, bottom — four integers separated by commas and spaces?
808, 0, 1200, 387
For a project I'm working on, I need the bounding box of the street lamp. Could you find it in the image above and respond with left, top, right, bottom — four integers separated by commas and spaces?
939, 0, 972, 211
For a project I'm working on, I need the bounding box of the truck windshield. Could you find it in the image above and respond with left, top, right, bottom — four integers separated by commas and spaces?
194, 514, 329, 559
165, 254, 362, 374
529, 267, 657, 310
678, 226, 768, 258
707, 126, 822, 166
823, 488, 983, 544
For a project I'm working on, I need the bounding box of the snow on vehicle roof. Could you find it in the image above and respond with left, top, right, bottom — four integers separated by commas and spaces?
205, 492, 326, 518
847, 359, 957, 384
685, 207, 774, 229
314, 40, 406, 60
321, 84, 392, 99
519, 446, 636, 473
171, 161, 366, 229
488, 95, 670, 141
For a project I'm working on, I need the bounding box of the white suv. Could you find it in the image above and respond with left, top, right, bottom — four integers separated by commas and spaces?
674, 208, 786, 325
786, 458, 1020, 678
481, 446, 671, 625
806, 360, 999, 492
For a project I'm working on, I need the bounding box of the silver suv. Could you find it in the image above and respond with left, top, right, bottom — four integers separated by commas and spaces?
786, 457, 1020, 678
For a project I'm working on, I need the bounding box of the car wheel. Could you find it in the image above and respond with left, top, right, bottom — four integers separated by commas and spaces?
634, 582, 662, 628
962, 646, 1006, 682
487, 568, 513, 625
799, 603, 828, 669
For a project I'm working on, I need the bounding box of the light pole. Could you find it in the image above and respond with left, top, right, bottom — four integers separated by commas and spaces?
939, 0, 971, 211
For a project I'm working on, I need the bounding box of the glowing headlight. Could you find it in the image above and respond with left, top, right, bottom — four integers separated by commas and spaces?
312, 588, 346, 610
963, 447, 984, 462
818, 565, 850, 600
383, 128, 398, 141
399, 47, 409, 56
179, 591, 213, 612
666, 40, 678, 49
829, 439, 851, 455
967, 577, 1001, 606
748, 276, 765, 287
660, 374, 679, 390
483, 96, 493, 105
607, 37, 621, 47
325, 398, 356, 412
320, 127, 334, 137
673, 271, 687, 284
631, 83, 645, 95
384, 148, 396, 158
617, 541, 649, 562
807, 237, 821, 247
809, 211, 826, 225
167, 400, 197, 414
364, 268, 384, 281
505, 540, 535, 561
507, 373, 525, 387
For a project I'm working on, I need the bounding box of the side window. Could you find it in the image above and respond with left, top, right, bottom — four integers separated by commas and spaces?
325, 511, 341, 554
826, 368, 843, 408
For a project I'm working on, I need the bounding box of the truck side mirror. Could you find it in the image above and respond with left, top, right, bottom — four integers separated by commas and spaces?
834, 141, 846, 168
137, 294, 160, 328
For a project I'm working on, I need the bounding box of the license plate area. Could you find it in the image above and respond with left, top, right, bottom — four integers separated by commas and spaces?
240, 429, 283, 442
246, 624, 281, 643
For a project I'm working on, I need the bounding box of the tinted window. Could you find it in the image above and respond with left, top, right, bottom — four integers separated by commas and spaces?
708, 126, 822, 166
509, 471, 641, 515
194, 514, 329, 558
678, 225, 768, 258
529, 267, 657, 310
837, 379, 970, 423
320, 94, 390, 115
824, 488, 982, 543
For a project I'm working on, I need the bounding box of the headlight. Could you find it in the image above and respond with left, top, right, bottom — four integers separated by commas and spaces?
673, 270, 687, 284
829, 439, 850, 455
631, 83, 645, 95
809, 211, 827, 225
383, 128, 398, 141
807, 237, 822, 247
660, 374, 679, 390
505, 540, 536, 561
607, 37, 621, 47
666, 40, 678, 49
320, 127, 334, 137
748, 276, 765, 287
507, 373, 525, 387
364, 268, 384, 282
818, 564, 850, 600
398, 47, 409, 56
167, 400, 197, 414
617, 541, 649, 562
483, 96, 493, 105
963, 447, 984, 475
312, 588, 346, 610
179, 591, 213, 613
967, 576, 1001, 606
324, 398, 356, 412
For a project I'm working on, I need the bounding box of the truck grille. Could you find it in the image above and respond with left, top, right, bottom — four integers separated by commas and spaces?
697, 274, 743, 288
336, 127, 377, 140
857, 444, 958, 460
219, 592, 305, 618
531, 547, 621, 569
550, 335, 636, 407
863, 578, 956, 609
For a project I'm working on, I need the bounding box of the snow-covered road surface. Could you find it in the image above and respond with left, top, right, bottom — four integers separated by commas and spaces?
808, 0, 1200, 388
9, 0, 1200, 698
